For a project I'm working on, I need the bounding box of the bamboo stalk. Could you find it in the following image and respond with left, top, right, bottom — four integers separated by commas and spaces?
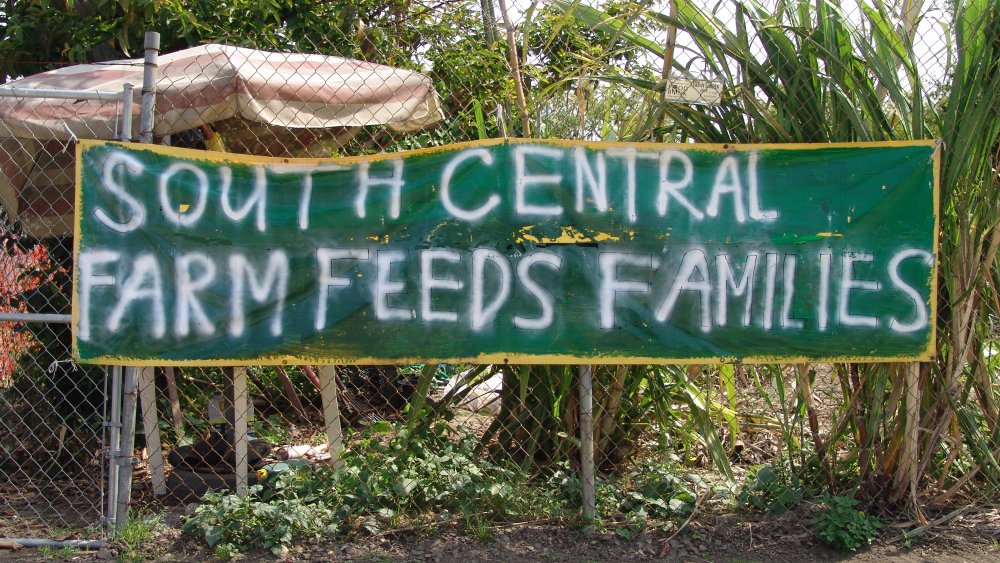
590, 366, 606, 452
930, 413, 963, 491
275, 366, 309, 423
849, 364, 873, 477
892, 363, 924, 525
654, 0, 679, 140
497, 0, 531, 137
597, 365, 628, 459
797, 363, 835, 494
972, 356, 998, 429
878, 365, 908, 481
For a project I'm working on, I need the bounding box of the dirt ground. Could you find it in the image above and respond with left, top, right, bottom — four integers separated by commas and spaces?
3, 505, 999, 562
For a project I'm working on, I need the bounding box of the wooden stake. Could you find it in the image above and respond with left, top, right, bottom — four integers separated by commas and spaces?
318, 366, 345, 468
232, 367, 249, 495
138, 366, 165, 496
579, 365, 596, 521
162, 367, 184, 443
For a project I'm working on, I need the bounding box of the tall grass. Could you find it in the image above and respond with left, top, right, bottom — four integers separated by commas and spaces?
542, 0, 1000, 512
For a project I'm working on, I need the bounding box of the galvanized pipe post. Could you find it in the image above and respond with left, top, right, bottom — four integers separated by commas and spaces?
138, 32, 160, 144
113, 31, 159, 531
579, 365, 596, 520
119, 83, 134, 141
115, 367, 139, 529
105, 366, 122, 529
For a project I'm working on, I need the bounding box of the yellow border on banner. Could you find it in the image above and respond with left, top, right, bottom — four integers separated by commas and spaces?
72, 138, 940, 367
71, 142, 84, 362
75, 137, 938, 165
80, 352, 934, 367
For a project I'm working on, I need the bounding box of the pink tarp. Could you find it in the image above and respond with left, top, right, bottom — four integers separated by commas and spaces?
0, 43, 443, 140
0, 44, 444, 237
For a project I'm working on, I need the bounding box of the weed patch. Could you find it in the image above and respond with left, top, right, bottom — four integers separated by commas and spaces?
182, 420, 703, 557
814, 495, 880, 551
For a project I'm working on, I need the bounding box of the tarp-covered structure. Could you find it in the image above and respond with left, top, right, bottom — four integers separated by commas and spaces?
0, 43, 444, 237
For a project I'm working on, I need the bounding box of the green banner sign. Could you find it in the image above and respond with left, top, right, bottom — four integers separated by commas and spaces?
72, 139, 938, 365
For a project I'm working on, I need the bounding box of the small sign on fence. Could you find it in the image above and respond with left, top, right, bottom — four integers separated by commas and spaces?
660, 77, 724, 105
72, 138, 938, 365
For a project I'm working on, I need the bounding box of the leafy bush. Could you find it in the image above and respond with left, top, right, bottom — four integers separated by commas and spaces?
183, 420, 570, 556
737, 464, 807, 515
590, 459, 706, 539
183, 482, 340, 556
183, 418, 709, 556
814, 495, 881, 551
617, 462, 700, 520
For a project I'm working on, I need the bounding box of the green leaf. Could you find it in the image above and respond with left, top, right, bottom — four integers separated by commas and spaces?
203, 525, 223, 548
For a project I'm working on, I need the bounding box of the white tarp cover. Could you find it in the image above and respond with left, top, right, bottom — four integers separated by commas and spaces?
0, 43, 444, 140
0, 44, 444, 237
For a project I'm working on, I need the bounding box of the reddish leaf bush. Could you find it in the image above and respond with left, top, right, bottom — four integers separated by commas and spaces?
0, 232, 51, 383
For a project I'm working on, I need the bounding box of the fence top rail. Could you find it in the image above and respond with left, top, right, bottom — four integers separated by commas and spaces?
0, 85, 131, 102
0, 312, 72, 324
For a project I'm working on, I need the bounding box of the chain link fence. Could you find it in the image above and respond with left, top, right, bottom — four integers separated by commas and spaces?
0, 92, 123, 540
2, 0, 997, 548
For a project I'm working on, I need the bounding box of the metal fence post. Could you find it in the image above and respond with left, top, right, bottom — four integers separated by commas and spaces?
138, 32, 160, 144
115, 367, 139, 529
112, 30, 159, 531
119, 83, 134, 142
579, 365, 596, 520
105, 366, 123, 529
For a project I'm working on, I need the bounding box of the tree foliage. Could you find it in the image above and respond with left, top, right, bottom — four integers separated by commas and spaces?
0, 0, 514, 143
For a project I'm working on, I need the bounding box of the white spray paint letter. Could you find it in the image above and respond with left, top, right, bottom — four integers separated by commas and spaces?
229, 251, 289, 337
780, 255, 804, 329
888, 248, 933, 332
656, 249, 712, 332
606, 148, 658, 223
657, 150, 701, 220
818, 252, 832, 331
106, 253, 166, 338
839, 253, 879, 328
599, 252, 651, 329
77, 249, 120, 341
762, 253, 778, 330
471, 248, 512, 329
315, 248, 370, 330
420, 249, 463, 323
95, 151, 145, 233
374, 250, 410, 320
355, 159, 404, 219
514, 145, 564, 216
159, 162, 208, 227
716, 252, 758, 327
514, 251, 562, 330
747, 152, 779, 221
219, 166, 267, 231
706, 155, 747, 223
574, 147, 607, 213
174, 252, 217, 337
440, 149, 500, 221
